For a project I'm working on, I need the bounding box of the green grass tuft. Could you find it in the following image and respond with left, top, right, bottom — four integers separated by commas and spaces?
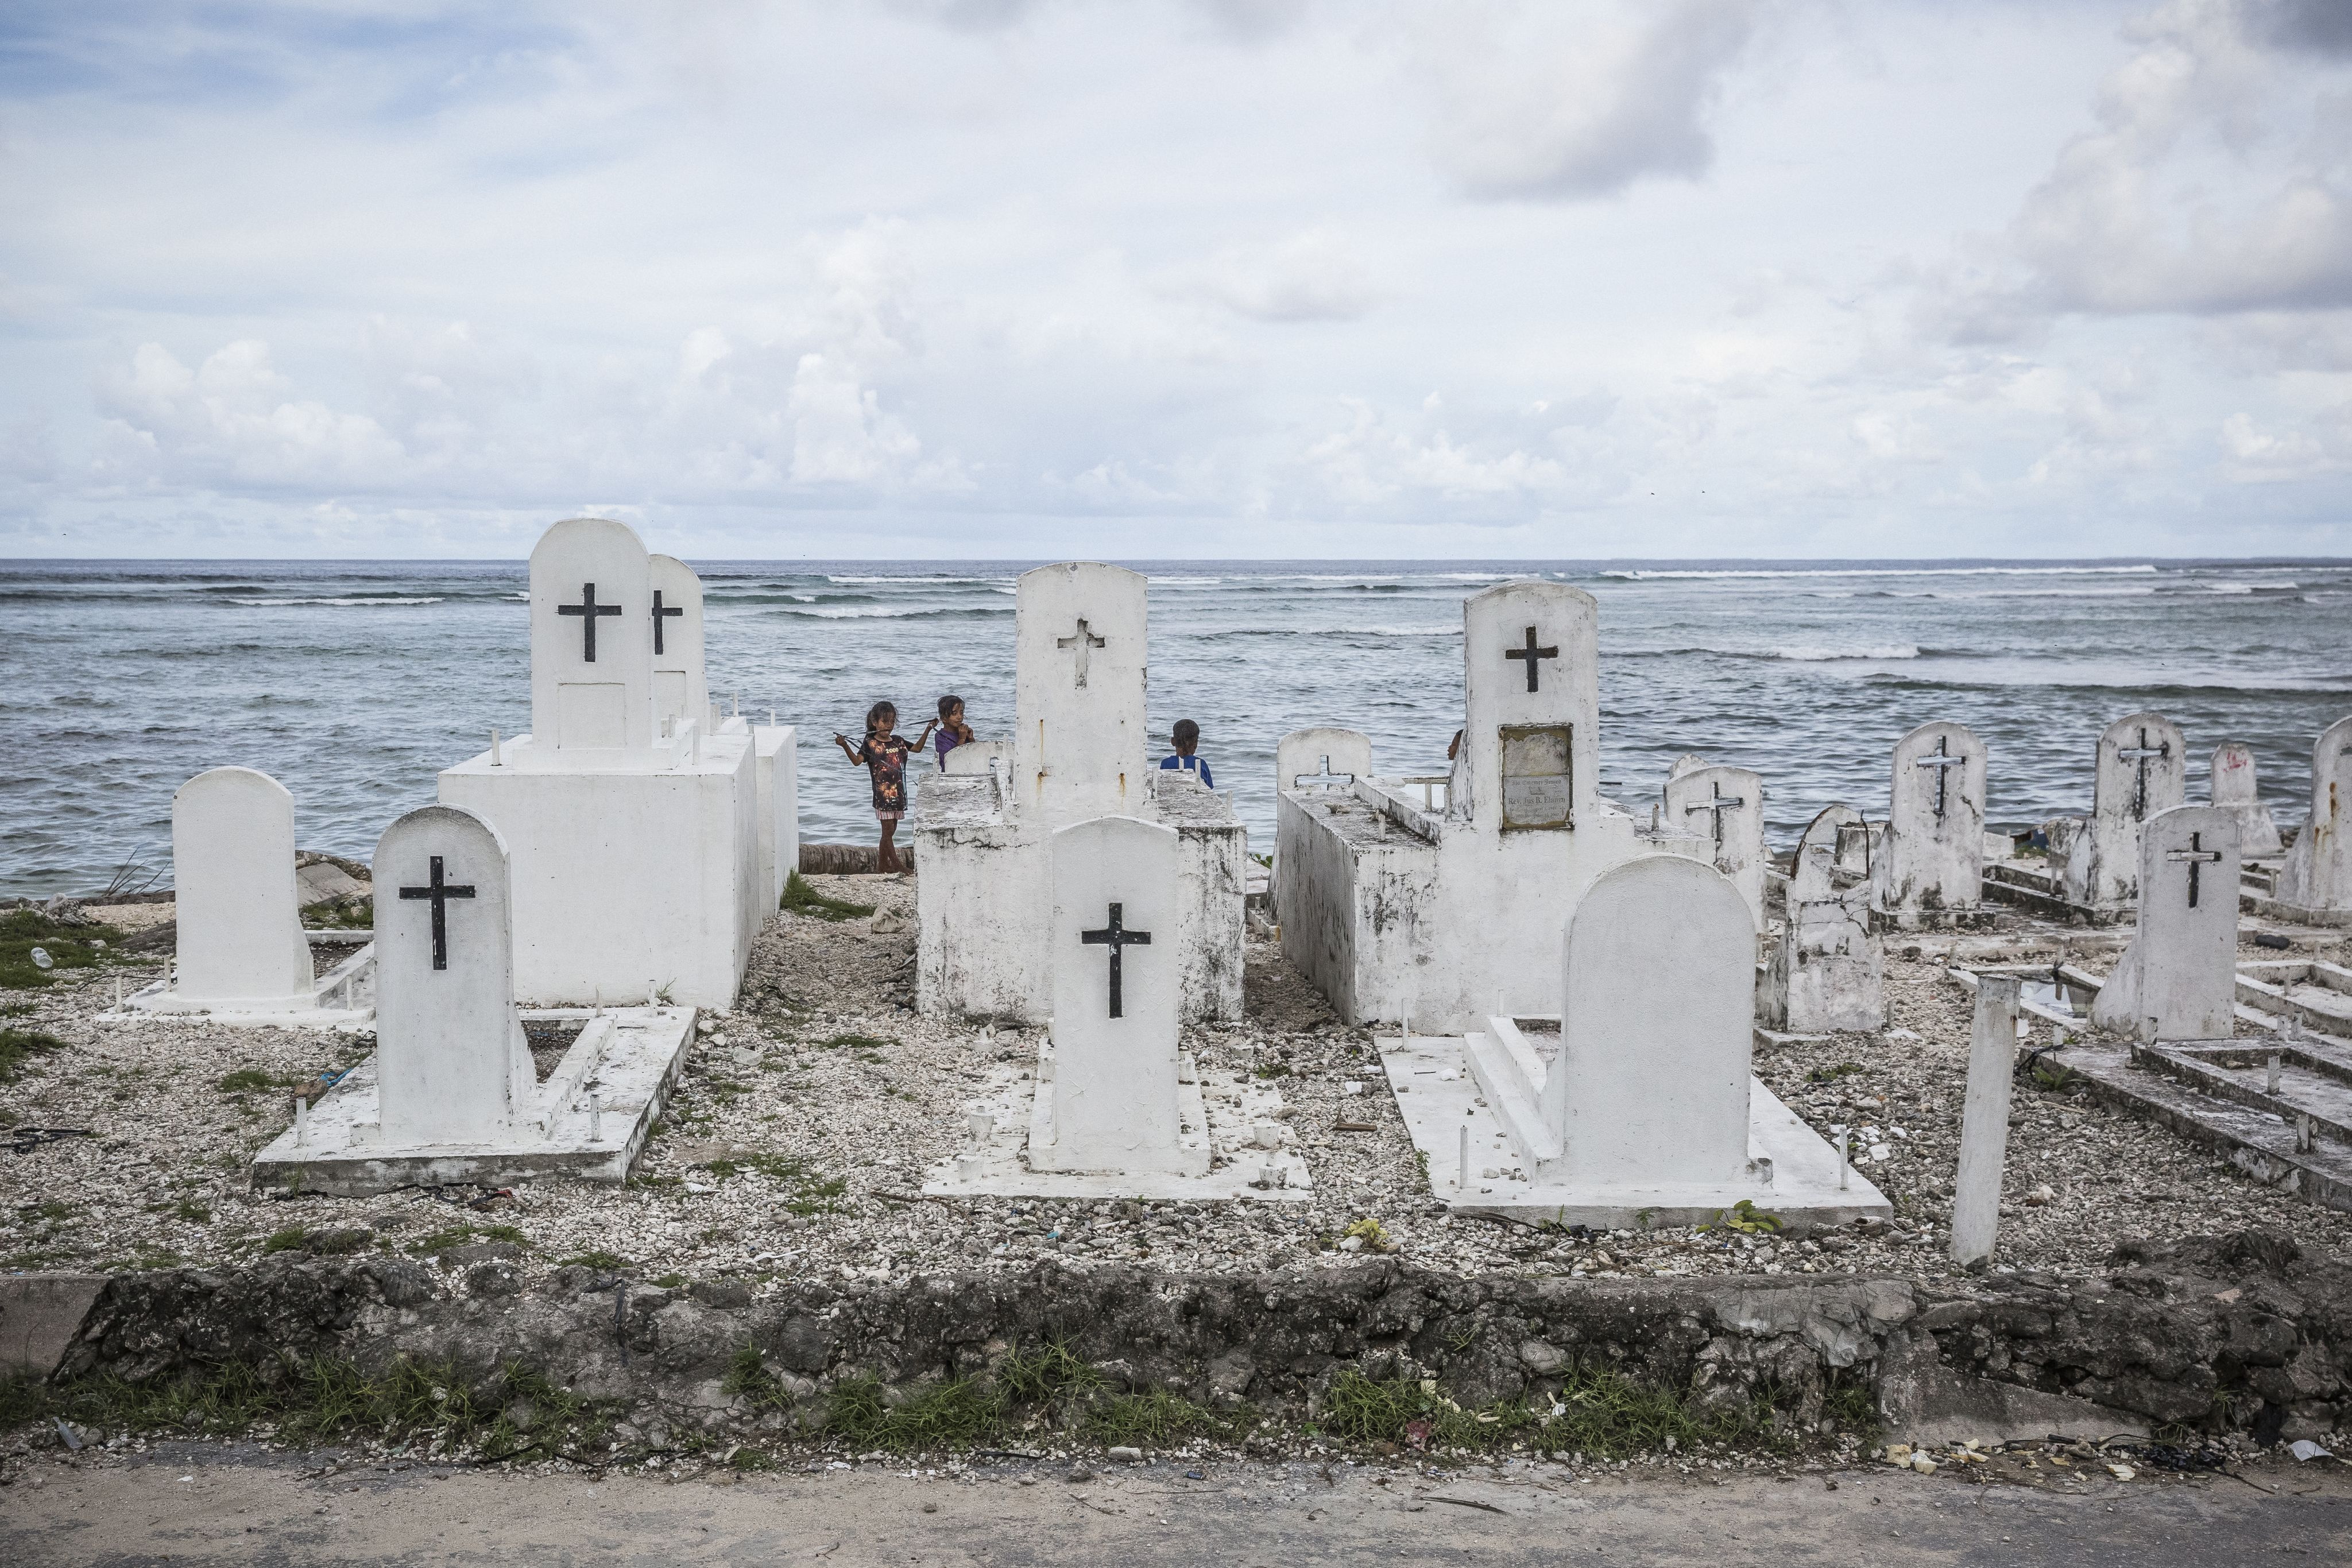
0, 1027, 66, 1083
555, 1250, 631, 1272
1, 911, 127, 990
779, 873, 875, 923
216, 1068, 284, 1093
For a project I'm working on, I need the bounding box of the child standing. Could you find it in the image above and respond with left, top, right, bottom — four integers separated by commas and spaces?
934, 693, 975, 769
1159, 718, 1216, 789
834, 701, 936, 873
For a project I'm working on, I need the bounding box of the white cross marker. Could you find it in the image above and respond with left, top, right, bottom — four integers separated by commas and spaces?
1055, 618, 1107, 688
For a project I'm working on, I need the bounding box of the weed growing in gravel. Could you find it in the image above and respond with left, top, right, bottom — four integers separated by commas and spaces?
780, 873, 875, 923
818, 1033, 893, 1051
1325, 1366, 1798, 1459
216, 1068, 288, 1093
0, 1027, 65, 1083
1084, 1390, 1228, 1446
260, 1227, 312, 1256
828, 1374, 1001, 1451
1, 911, 127, 989
299, 896, 374, 931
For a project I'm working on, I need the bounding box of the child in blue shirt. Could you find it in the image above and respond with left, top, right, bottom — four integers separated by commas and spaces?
1159, 718, 1214, 789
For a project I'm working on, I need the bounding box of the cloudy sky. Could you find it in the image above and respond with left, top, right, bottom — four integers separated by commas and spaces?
3, 0, 2349, 559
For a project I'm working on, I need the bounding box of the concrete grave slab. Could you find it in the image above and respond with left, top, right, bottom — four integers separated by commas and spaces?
648, 552, 709, 743
1761, 888, 1884, 1035
1871, 721, 1990, 930
0, 1274, 105, 1380
1664, 763, 1767, 932
250, 804, 690, 1196
2211, 741, 2285, 858
2063, 711, 2187, 911
2276, 715, 2352, 923
1787, 803, 1863, 907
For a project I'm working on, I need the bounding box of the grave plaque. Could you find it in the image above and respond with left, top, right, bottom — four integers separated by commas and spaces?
1498, 723, 1574, 831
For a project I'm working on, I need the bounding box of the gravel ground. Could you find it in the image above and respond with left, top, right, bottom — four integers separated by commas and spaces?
5, 878, 2350, 1294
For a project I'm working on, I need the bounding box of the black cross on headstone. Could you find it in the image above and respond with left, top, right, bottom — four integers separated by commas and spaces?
2165, 830, 2225, 908
1056, 618, 1107, 689
1503, 625, 1558, 694
1916, 735, 1967, 819
1080, 901, 1152, 1020
2115, 726, 2171, 823
1682, 780, 1747, 849
557, 582, 623, 662
397, 854, 476, 971
651, 590, 684, 656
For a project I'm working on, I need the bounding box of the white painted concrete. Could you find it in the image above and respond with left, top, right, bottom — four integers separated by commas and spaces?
372, 804, 536, 1145
1761, 889, 1884, 1034
1871, 721, 1986, 925
914, 564, 1246, 1024
2211, 741, 2284, 858
166, 767, 315, 1006
1664, 763, 1767, 931
2278, 716, 2352, 915
648, 553, 709, 744
2063, 711, 2187, 909
1276, 727, 1372, 795
1028, 814, 1207, 1177
1274, 580, 1699, 1035
2091, 805, 2241, 1042
1951, 975, 2019, 1268
754, 723, 799, 914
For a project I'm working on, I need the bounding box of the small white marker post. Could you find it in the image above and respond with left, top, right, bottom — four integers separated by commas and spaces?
1457, 1122, 1470, 1193
294, 1095, 310, 1147
490, 729, 502, 767
1832, 1123, 1850, 1190
2268, 1054, 2283, 1095
1951, 975, 2020, 1269
588, 1093, 603, 1141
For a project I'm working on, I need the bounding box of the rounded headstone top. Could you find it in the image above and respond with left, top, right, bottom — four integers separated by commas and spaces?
1464, 578, 1597, 615
530, 516, 649, 571
175, 765, 293, 807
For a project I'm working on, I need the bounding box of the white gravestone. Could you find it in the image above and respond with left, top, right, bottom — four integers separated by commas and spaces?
373, 805, 536, 1145
168, 766, 315, 1005
1277, 727, 1372, 796
2208, 742, 2283, 858
1015, 563, 1148, 827
1789, 803, 1863, 907
2064, 711, 2187, 909
1950, 975, 2019, 1268
753, 721, 799, 913
2091, 805, 2240, 1042
529, 517, 656, 754
1663, 763, 1767, 931
1457, 582, 1598, 834
1028, 815, 1206, 1176
2277, 715, 2352, 915
648, 553, 709, 744
1871, 721, 1986, 924
1761, 889, 1883, 1034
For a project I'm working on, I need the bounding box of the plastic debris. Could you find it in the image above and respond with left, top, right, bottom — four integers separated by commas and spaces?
30, 946, 54, 970
2288, 1439, 2333, 1462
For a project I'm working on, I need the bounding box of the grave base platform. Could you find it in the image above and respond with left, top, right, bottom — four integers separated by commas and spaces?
250, 1005, 691, 1197
1378, 1031, 1891, 1229
1867, 905, 2002, 935
2241, 892, 2352, 929
921, 1053, 1314, 1202
109, 938, 377, 1029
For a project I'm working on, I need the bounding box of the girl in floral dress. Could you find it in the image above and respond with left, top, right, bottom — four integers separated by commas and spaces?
833, 700, 935, 873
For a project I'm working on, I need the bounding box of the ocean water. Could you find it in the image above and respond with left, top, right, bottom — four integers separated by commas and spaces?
4, 558, 2348, 897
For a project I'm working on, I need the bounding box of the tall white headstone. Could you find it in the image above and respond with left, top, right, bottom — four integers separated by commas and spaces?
1662, 764, 1766, 930
1762, 889, 1883, 1034
529, 517, 655, 754
169, 767, 314, 1004
1950, 975, 2018, 1269
1789, 804, 1862, 906
1872, 721, 1986, 921
1454, 582, 1598, 835
2091, 804, 2240, 1042
372, 804, 535, 1145
1556, 855, 1753, 1187
1014, 563, 1148, 827
2208, 742, 2284, 858
2065, 711, 2187, 908
1277, 727, 1372, 795
648, 553, 708, 742
1031, 814, 1200, 1175
2278, 716, 2352, 913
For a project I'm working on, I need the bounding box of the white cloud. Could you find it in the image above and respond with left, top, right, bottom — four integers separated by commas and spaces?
1167, 231, 1383, 322
1417, 0, 1755, 200
95, 340, 406, 490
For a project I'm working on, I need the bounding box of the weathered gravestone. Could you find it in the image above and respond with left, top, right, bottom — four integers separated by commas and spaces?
2063, 711, 2187, 910
2210, 741, 2284, 858
648, 552, 708, 741
2091, 804, 2241, 1042
914, 564, 1247, 1024
165, 766, 314, 1007
249, 803, 693, 1195
2277, 715, 2352, 919
1428, 853, 1886, 1225
1871, 721, 1987, 927
1789, 803, 1863, 907
1028, 815, 1206, 1177
1663, 762, 1767, 931
1761, 889, 1883, 1035
1277, 727, 1372, 797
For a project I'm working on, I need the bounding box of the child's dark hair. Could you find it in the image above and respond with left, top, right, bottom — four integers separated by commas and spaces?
1172, 718, 1200, 750
865, 700, 897, 734
938, 694, 964, 721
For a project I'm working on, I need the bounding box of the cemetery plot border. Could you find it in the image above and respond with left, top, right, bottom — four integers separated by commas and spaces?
249, 1005, 692, 1198
109, 936, 377, 1028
